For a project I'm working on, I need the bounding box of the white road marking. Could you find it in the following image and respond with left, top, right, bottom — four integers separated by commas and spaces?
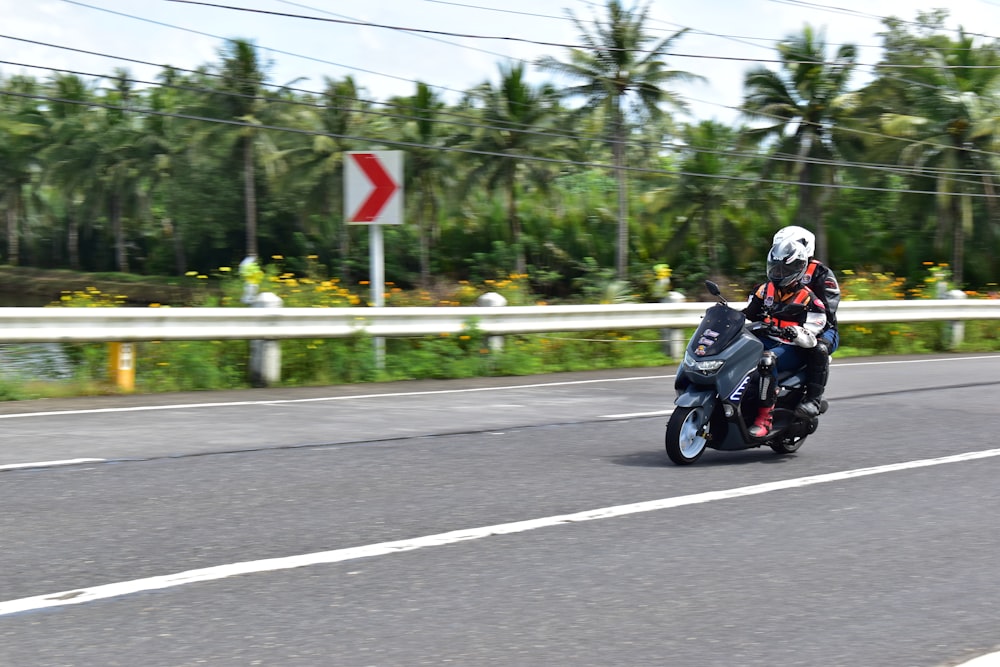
832, 354, 1000, 367
0, 375, 671, 420
0, 354, 992, 424
2, 447, 999, 617
602, 409, 674, 419
608, 354, 1000, 420
956, 653, 1000, 666
0, 458, 105, 472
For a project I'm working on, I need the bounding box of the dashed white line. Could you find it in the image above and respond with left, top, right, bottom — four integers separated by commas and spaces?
2, 446, 999, 617
602, 409, 673, 419
0, 375, 671, 420
0, 458, 105, 472
956, 653, 1000, 666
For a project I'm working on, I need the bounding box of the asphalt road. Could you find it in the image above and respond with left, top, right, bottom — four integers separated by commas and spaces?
0, 353, 999, 667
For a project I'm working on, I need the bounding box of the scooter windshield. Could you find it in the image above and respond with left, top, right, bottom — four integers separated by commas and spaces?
689, 304, 747, 357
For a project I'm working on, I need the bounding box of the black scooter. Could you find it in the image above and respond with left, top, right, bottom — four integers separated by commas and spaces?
665, 281, 827, 465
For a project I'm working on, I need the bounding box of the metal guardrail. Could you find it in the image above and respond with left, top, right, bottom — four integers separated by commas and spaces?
0, 299, 996, 343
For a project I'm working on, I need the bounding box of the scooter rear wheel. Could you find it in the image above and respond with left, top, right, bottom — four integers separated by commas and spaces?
666, 406, 709, 465
770, 435, 806, 455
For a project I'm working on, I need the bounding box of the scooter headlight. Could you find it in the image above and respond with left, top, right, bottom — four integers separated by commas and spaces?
684, 352, 725, 375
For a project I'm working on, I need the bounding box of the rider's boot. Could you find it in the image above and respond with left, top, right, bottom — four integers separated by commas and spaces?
795, 383, 826, 418
751, 350, 777, 437
796, 341, 830, 418
749, 406, 773, 438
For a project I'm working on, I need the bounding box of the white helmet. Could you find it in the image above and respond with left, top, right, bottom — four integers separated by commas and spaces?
767, 239, 809, 288
773, 225, 815, 258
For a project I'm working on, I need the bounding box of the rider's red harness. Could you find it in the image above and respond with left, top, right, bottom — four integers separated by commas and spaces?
758, 282, 813, 329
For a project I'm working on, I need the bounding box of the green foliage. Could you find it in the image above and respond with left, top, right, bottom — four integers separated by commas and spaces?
5, 12, 1000, 401
1, 257, 998, 402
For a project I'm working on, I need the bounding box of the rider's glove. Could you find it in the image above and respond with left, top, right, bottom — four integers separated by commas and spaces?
780, 326, 799, 342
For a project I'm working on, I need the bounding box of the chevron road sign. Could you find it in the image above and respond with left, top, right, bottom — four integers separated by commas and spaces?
344, 151, 403, 224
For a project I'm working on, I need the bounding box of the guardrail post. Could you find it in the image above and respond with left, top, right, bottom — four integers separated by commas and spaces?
663, 291, 687, 360
249, 292, 283, 387
947, 289, 967, 349
476, 291, 507, 352
107, 342, 135, 391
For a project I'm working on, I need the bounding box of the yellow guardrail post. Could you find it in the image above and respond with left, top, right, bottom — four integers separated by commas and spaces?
108, 342, 135, 391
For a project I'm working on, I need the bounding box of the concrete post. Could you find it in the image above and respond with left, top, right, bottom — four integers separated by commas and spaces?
947, 288, 967, 349
249, 291, 283, 387
476, 291, 508, 352
239, 255, 261, 305
664, 290, 687, 360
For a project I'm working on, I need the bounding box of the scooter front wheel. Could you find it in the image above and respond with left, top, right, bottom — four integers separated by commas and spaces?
666, 406, 710, 465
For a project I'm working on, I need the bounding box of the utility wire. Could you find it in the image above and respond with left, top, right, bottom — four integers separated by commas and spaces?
5, 35, 1000, 190
5, 50, 999, 190
156, 0, 1000, 69
11, 4, 1000, 176
3, 86, 997, 200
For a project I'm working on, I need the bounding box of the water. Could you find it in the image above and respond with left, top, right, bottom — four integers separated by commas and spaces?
0, 343, 74, 381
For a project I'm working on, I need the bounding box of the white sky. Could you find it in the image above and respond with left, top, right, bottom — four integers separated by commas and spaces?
0, 0, 995, 125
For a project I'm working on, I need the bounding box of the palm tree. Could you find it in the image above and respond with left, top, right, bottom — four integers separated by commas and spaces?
385, 81, 455, 285
537, 0, 699, 279
742, 24, 858, 264
210, 39, 273, 260
876, 28, 1000, 285
465, 63, 559, 276
93, 69, 155, 273
0, 74, 49, 266
652, 121, 754, 277
145, 66, 190, 273
278, 75, 366, 280
43, 73, 98, 270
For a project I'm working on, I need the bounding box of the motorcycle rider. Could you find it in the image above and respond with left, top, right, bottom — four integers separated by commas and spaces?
744, 239, 828, 437
772, 225, 840, 417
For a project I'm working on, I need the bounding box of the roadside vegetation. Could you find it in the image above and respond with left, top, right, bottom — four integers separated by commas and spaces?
0, 259, 994, 402
1, 5, 999, 399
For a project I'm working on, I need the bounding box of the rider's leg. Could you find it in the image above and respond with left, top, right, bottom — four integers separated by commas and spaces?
749, 350, 778, 437
796, 329, 835, 418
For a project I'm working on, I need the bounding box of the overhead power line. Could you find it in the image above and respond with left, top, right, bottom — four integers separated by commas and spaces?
3, 86, 997, 200
155, 0, 1000, 69
6, 26, 1000, 189
10, 1, 1000, 184
6, 42, 1000, 190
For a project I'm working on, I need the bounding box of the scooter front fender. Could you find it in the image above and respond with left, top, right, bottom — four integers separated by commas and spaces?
674, 388, 718, 414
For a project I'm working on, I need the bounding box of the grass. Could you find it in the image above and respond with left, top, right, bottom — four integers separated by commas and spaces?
0, 260, 995, 401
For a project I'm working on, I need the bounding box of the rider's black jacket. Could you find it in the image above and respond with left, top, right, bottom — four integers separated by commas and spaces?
802, 259, 840, 330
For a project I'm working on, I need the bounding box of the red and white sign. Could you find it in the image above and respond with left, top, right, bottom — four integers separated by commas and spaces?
344, 151, 403, 225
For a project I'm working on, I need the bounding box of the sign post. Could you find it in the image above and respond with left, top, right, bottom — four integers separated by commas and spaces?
345, 151, 403, 369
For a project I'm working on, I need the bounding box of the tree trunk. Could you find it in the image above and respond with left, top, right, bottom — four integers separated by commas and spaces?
68, 206, 80, 270
509, 175, 525, 277
954, 193, 970, 286
171, 219, 187, 274
111, 192, 129, 273
980, 171, 997, 282
613, 105, 628, 280
6, 201, 19, 267
243, 137, 258, 258
419, 195, 430, 289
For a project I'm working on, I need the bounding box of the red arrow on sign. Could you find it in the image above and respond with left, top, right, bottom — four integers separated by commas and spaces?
350, 153, 399, 222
